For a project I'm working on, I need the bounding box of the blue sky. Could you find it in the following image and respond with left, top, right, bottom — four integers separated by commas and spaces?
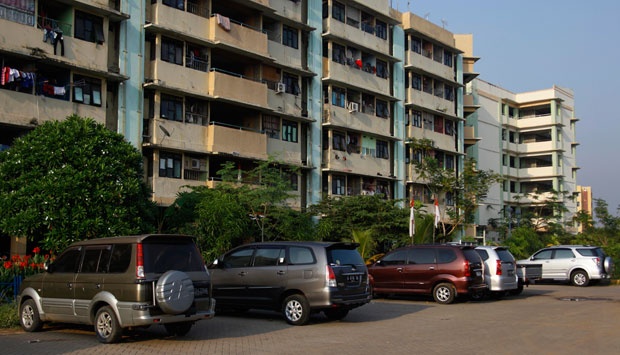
392, 0, 620, 217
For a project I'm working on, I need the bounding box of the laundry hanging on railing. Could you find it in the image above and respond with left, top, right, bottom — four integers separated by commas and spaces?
1, 66, 36, 88
216, 14, 231, 31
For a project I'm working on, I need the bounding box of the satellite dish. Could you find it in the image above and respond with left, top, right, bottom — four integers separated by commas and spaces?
441, 19, 448, 29
159, 124, 171, 137
424, 12, 430, 20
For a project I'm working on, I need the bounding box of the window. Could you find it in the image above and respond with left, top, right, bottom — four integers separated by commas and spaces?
376, 140, 389, 159
445, 120, 454, 136
332, 1, 345, 22
509, 131, 516, 143
108, 244, 132, 273
446, 155, 454, 170
332, 43, 345, 64
375, 19, 387, 40
408, 249, 435, 264
282, 120, 298, 143
423, 112, 434, 130
332, 86, 346, 107
434, 81, 444, 98
434, 116, 444, 133
376, 100, 389, 118
282, 25, 299, 49
444, 49, 453, 67
223, 248, 254, 268
422, 76, 432, 94
163, 0, 184, 9
381, 250, 406, 266
263, 115, 280, 139
50, 247, 81, 273
161, 94, 183, 121
161, 37, 183, 65
444, 85, 454, 101
412, 73, 421, 91
333, 131, 346, 151
253, 247, 285, 267
554, 249, 575, 259
81, 246, 111, 273
159, 152, 182, 178
73, 74, 102, 107
411, 37, 421, 54
282, 73, 300, 95
411, 110, 422, 128
289, 247, 316, 264
288, 171, 299, 191
376, 59, 388, 79
75, 11, 104, 44
433, 44, 443, 63
332, 175, 346, 195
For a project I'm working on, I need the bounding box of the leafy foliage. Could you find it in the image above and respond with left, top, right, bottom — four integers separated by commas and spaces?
0, 115, 156, 252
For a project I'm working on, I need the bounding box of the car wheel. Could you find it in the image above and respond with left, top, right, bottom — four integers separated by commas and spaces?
603, 257, 614, 274
156, 270, 195, 314
433, 283, 456, 304
95, 306, 123, 344
323, 308, 349, 321
283, 294, 310, 326
20, 299, 43, 332
509, 284, 524, 296
469, 290, 486, 301
165, 321, 194, 336
571, 270, 590, 287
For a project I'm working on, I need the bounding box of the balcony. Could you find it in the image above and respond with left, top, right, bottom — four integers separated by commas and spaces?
267, 139, 302, 166
0, 15, 109, 74
0, 89, 105, 127
149, 176, 204, 206
519, 141, 556, 153
519, 166, 556, 178
406, 52, 456, 81
322, 149, 391, 177
463, 126, 480, 146
323, 105, 391, 137
146, 1, 210, 37
323, 58, 390, 96
147, 60, 210, 95
267, 40, 302, 69
267, 84, 304, 117
516, 114, 556, 130
408, 90, 455, 115
268, 0, 303, 23
206, 123, 267, 160
145, 119, 210, 152
209, 69, 268, 108
208, 14, 269, 58
323, 18, 390, 54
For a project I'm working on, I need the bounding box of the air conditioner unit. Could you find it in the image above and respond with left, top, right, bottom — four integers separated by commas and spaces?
191, 159, 200, 169
348, 102, 359, 113
276, 82, 286, 94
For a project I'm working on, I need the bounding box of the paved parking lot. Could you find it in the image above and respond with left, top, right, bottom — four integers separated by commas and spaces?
2, 283, 619, 355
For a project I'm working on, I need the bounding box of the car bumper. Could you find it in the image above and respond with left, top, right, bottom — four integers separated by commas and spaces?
119, 298, 216, 327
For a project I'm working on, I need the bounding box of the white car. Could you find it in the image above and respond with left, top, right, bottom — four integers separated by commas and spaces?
475, 246, 519, 298
517, 245, 614, 287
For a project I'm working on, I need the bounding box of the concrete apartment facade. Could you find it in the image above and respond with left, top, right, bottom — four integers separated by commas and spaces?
466, 79, 579, 242
0, 0, 579, 254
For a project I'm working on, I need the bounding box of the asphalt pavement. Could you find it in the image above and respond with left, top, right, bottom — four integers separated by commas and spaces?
1, 283, 619, 354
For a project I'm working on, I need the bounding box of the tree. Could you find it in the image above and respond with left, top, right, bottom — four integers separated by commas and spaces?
411, 138, 501, 238
0, 115, 156, 252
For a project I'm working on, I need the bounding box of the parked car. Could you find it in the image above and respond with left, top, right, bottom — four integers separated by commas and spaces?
474, 246, 519, 298
209, 241, 371, 325
517, 245, 614, 286
17, 234, 216, 343
368, 244, 487, 304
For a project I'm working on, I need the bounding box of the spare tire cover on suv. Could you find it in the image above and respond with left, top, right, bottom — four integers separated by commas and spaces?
603, 256, 614, 275
156, 270, 195, 314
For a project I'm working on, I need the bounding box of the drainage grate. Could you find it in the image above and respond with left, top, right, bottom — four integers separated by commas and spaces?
558, 297, 612, 302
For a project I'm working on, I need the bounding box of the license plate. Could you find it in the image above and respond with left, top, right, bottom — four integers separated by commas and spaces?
508, 270, 514, 276
475, 271, 481, 277
347, 275, 360, 282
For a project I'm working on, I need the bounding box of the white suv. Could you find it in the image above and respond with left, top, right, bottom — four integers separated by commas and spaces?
517, 245, 614, 287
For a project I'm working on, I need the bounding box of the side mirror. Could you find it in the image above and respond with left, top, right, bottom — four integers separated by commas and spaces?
45, 260, 53, 273
375, 260, 383, 266
278, 257, 285, 265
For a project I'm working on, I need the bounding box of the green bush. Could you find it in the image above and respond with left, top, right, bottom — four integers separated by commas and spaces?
0, 302, 19, 329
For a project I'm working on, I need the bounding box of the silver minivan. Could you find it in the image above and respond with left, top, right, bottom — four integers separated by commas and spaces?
209, 241, 371, 325
474, 246, 519, 298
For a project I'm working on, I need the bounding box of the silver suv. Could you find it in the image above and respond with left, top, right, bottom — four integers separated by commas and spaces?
475, 246, 519, 298
517, 245, 614, 287
17, 234, 216, 343
209, 241, 371, 325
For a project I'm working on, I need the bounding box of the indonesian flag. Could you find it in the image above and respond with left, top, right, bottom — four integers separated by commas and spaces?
434, 197, 441, 228
409, 198, 415, 238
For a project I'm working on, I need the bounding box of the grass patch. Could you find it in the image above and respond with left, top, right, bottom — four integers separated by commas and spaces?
0, 302, 20, 329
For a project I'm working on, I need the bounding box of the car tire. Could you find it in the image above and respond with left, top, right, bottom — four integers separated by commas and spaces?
603, 257, 614, 274
323, 308, 349, 321
165, 321, 194, 336
95, 306, 123, 344
433, 283, 456, 304
570, 269, 590, 287
156, 270, 195, 315
509, 284, 524, 296
283, 294, 310, 326
20, 299, 43, 332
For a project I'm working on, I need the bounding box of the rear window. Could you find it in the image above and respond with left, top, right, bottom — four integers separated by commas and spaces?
437, 248, 456, 263
475, 249, 489, 261
577, 248, 605, 258
143, 240, 205, 273
496, 249, 515, 262
462, 249, 482, 263
328, 248, 364, 266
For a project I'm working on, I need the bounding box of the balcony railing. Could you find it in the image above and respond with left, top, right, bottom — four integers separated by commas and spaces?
185, 55, 208, 72
37, 15, 72, 35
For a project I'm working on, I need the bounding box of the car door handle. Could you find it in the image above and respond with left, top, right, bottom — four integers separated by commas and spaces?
428, 266, 435, 270
397, 267, 403, 272
67, 283, 73, 288
238, 271, 247, 276
95, 283, 101, 289
277, 270, 286, 275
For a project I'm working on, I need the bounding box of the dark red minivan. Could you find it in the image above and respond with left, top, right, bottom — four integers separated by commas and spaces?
368, 244, 486, 304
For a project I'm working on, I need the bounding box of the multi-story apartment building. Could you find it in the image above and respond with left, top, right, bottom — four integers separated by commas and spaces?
466, 79, 579, 241
0, 1, 579, 253
401, 12, 465, 221
575, 185, 593, 233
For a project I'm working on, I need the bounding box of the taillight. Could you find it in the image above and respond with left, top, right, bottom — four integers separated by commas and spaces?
594, 257, 601, 266
136, 243, 145, 278
464, 260, 471, 277
326, 265, 337, 287
496, 260, 502, 276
